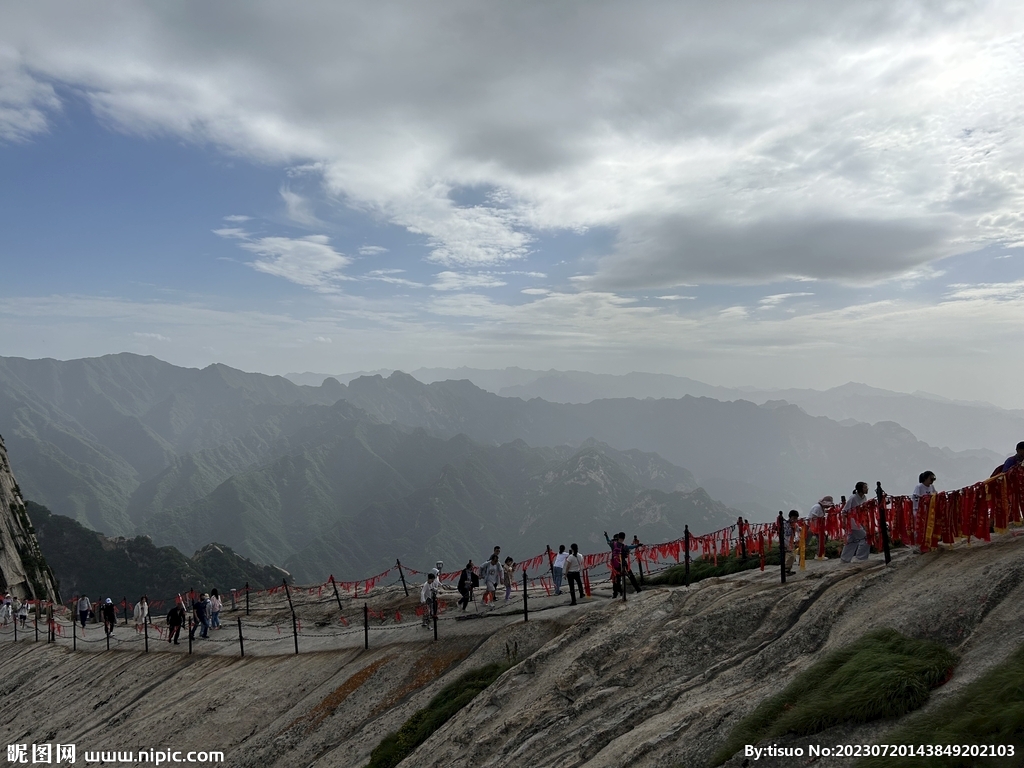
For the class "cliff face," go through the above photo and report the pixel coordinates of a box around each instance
[1,536,1022,767]
[0,434,59,602]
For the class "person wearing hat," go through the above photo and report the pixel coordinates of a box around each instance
[840,482,871,562]
[808,496,835,560]
[101,598,118,635]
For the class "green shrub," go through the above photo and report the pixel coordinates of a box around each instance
[710,629,957,766]
[860,641,1024,768]
[368,662,510,768]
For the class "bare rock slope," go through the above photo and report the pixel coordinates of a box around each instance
[0,434,58,601]
[2,536,1023,767]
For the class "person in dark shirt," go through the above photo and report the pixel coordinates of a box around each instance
[166,601,186,645]
[101,598,117,635]
[456,560,477,611]
[992,441,1024,476]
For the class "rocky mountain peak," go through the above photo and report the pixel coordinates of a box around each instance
[0,435,59,602]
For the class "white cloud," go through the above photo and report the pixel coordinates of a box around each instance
[280,187,321,227]
[133,331,170,342]
[431,271,507,291]
[212,227,248,239]
[363,269,425,288]
[759,292,814,307]
[944,280,1024,302]
[222,233,352,292]
[0,47,61,142]
[223,214,251,222]
[313,335,332,343]
[521,288,550,295]
[9,4,1018,283]
[358,245,388,256]
[656,295,696,301]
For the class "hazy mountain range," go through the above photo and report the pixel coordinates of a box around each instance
[288,367,1024,454]
[1,354,1002,581]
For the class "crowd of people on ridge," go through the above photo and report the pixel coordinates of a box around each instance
[70,589,224,645]
[787,440,1024,576]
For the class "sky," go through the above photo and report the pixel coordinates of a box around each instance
[1,1,1023,407]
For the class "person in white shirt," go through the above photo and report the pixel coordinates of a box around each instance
[912,471,937,514]
[133,596,149,631]
[420,573,439,627]
[840,482,871,562]
[563,544,584,605]
[552,545,568,595]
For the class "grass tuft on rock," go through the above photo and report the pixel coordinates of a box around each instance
[710,629,957,766]
[368,662,510,768]
[860,641,1024,768]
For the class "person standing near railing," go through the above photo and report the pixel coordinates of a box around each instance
[912,471,938,545]
[840,483,871,563]
[166,599,185,645]
[209,589,222,630]
[808,496,835,560]
[420,572,439,627]
[101,598,117,635]
[502,557,515,602]
[132,596,148,632]
[552,545,568,595]
[991,442,1024,476]
[564,544,584,605]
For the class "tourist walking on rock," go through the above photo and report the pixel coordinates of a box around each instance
[209,589,222,629]
[15,598,28,628]
[503,557,515,602]
[167,600,185,645]
[77,595,90,629]
[480,554,502,605]
[190,593,211,640]
[457,560,476,611]
[552,545,568,595]
[133,596,149,632]
[0,594,12,626]
[808,496,835,560]
[784,511,801,575]
[605,532,642,596]
[420,572,439,626]
[101,598,117,635]
[564,544,584,605]
[840,483,871,562]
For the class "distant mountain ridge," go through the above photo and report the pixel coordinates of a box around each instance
[286,367,1023,454]
[0,353,1002,581]
[1,354,733,581]
[332,371,999,517]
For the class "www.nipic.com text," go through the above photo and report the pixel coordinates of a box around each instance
[6,744,225,764]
